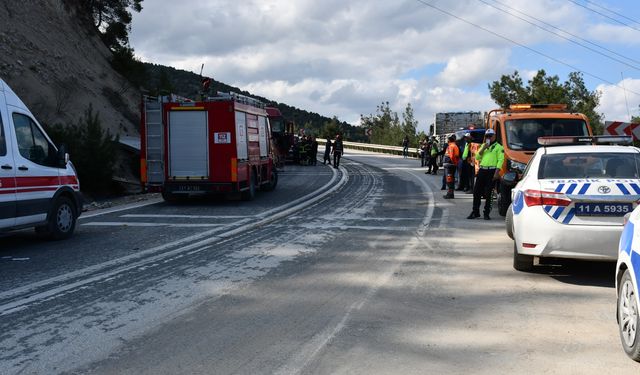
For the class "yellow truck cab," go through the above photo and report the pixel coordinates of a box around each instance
[486,104,593,216]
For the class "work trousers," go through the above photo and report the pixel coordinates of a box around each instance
[445,165,457,196]
[323,151,331,164]
[429,155,439,174]
[459,162,474,191]
[472,168,496,215]
[333,151,342,167]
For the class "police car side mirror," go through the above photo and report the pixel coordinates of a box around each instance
[503,171,517,186]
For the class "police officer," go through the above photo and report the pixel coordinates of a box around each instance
[467,128,504,220]
[427,136,439,175]
[459,132,474,192]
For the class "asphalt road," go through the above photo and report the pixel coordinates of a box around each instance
[1,151,637,374]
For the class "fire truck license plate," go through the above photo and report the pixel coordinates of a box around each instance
[177,185,201,191]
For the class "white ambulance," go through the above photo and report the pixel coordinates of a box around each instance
[0,78,82,239]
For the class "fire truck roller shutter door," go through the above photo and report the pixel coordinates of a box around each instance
[168,110,209,179]
[258,116,268,158]
[235,111,248,160]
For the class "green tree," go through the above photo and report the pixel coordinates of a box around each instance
[401,103,419,146]
[488,70,603,133]
[75,0,146,87]
[157,68,174,95]
[44,105,118,195]
[110,45,146,88]
[86,0,143,50]
[360,101,417,146]
[322,117,341,139]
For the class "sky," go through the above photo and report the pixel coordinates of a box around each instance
[130,0,640,133]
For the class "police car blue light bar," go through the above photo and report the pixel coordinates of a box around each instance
[538,135,633,146]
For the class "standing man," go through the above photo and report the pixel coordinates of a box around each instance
[402,136,409,158]
[323,136,332,165]
[427,136,439,175]
[467,128,504,220]
[310,136,319,166]
[458,132,473,192]
[333,134,344,168]
[442,134,460,199]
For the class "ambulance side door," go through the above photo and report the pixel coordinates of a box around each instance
[0,97,16,229]
[11,110,60,226]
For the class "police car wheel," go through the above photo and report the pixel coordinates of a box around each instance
[505,206,514,240]
[618,269,640,361]
[513,243,533,272]
[38,196,77,240]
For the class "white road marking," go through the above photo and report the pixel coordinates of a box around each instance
[121,214,250,219]
[0,166,347,316]
[276,224,412,231]
[80,198,164,219]
[274,164,436,375]
[83,222,227,228]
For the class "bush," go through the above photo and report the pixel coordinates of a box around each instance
[44,104,118,195]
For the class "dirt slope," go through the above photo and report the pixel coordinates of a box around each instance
[0,0,139,135]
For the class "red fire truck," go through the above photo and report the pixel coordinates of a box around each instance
[140,92,278,201]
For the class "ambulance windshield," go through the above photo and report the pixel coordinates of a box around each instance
[539,152,640,179]
[506,119,589,151]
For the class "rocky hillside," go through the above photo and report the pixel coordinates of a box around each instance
[0,0,139,136]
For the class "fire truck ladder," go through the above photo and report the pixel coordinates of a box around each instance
[144,98,164,187]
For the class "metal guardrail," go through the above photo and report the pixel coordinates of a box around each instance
[316,139,421,158]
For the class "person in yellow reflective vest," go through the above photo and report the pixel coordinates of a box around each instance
[426,136,439,175]
[458,132,474,192]
[467,128,504,220]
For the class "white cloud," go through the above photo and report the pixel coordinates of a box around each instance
[130,0,640,134]
[586,24,640,46]
[437,48,510,86]
[597,79,640,123]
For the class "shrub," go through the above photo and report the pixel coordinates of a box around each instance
[44,104,118,195]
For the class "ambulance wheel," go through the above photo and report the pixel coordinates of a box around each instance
[513,243,533,272]
[261,169,278,192]
[618,269,640,361]
[498,184,510,217]
[505,205,514,240]
[242,172,256,201]
[36,196,77,240]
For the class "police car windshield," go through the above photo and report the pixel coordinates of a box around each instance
[539,153,640,179]
[506,119,589,151]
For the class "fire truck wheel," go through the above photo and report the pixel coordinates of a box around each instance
[242,172,257,201]
[36,196,77,240]
[260,169,278,192]
[161,189,185,203]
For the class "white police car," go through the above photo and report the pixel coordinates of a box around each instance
[507,136,640,271]
[617,208,640,361]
